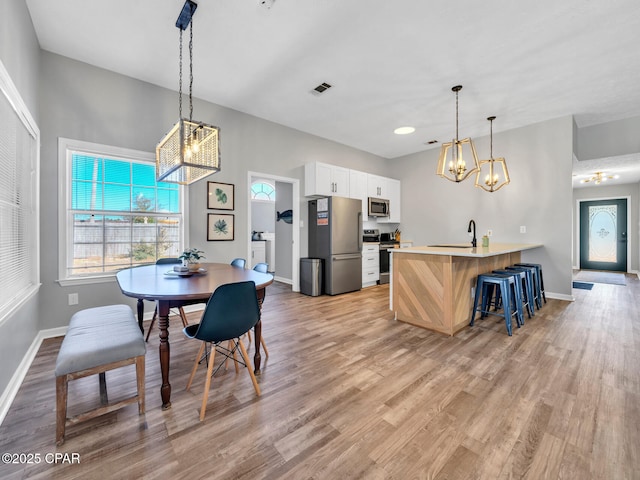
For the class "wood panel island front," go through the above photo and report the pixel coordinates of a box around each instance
[390,243,542,336]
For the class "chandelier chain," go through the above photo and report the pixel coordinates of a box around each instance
[189,16,194,121]
[178,29,183,120]
[490,117,493,158]
[455,89,459,140]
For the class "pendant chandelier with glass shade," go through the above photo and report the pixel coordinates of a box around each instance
[475,116,510,192]
[436,85,479,183]
[156,0,221,185]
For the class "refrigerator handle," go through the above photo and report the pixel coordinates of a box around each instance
[358,211,363,251]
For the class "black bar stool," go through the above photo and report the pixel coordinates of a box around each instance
[515,263,546,306]
[494,269,532,320]
[470,273,523,336]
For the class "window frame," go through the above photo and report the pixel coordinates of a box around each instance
[57,138,188,286]
[251,180,276,203]
[0,60,40,325]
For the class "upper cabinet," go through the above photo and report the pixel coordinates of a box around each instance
[348,169,368,213]
[305,162,401,223]
[367,174,389,199]
[305,162,350,197]
[376,177,401,223]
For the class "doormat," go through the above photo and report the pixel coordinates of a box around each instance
[573,281,594,290]
[574,270,626,285]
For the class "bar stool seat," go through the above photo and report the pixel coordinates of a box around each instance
[515,263,546,305]
[470,273,523,336]
[494,269,531,321]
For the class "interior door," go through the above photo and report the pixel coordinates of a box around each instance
[579,198,627,272]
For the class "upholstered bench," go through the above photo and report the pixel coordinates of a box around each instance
[55,304,146,445]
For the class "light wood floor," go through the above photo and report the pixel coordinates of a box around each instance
[1,276,639,479]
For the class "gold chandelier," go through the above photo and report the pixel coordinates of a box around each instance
[580,172,619,185]
[475,116,510,192]
[436,85,479,183]
[156,0,220,185]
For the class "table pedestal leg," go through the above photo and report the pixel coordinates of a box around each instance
[136,298,144,333]
[158,301,171,409]
[253,288,266,374]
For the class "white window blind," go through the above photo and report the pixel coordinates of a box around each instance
[0,60,40,323]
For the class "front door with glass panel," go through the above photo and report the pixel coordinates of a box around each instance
[579,199,627,272]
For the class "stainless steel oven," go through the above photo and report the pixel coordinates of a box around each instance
[379,235,399,284]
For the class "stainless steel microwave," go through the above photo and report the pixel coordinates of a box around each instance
[368,197,390,217]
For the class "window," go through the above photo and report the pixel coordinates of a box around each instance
[0,60,40,323]
[251,181,276,201]
[58,138,185,285]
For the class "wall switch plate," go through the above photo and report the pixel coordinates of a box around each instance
[68,293,78,305]
[487,229,493,237]
[520,226,526,234]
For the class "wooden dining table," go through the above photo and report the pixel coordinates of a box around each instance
[116,262,274,409]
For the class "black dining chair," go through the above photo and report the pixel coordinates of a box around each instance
[230,258,246,269]
[184,281,261,421]
[145,258,191,342]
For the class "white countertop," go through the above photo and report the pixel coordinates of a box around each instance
[390,242,542,258]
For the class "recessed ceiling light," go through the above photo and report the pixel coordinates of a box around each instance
[394,126,415,135]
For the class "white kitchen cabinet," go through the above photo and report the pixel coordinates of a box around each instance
[305,162,350,197]
[377,178,401,223]
[362,243,380,287]
[367,174,388,199]
[251,241,266,268]
[348,169,368,216]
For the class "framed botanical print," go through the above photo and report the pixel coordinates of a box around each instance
[207,213,234,241]
[207,181,234,210]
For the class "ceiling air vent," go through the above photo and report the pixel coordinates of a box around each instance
[311,82,332,96]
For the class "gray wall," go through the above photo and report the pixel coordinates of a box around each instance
[389,116,575,297]
[0,0,41,403]
[275,181,293,279]
[577,115,640,160]
[572,182,640,271]
[251,202,276,233]
[36,51,389,334]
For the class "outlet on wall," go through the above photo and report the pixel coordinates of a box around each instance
[487,229,493,237]
[520,226,527,234]
[68,293,78,305]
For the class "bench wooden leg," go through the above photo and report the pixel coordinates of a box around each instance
[55,357,146,445]
[136,355,145,414]
[99,372,108,405]
[56,375,68,446]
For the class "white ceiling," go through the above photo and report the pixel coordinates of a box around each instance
[25,0,640,186]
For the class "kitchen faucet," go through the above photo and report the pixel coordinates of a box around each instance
[468,219,477,247]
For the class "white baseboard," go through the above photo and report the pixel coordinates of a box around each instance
[546,292,575,302]
[274,275,292,285]
[0,326,67,426]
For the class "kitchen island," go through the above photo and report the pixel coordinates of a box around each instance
[390,243,542,336]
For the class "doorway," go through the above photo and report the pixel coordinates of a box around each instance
[247,171,300,292]
[579,198,628,272]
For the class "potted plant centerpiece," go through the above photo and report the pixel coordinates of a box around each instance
[179,248,206,272]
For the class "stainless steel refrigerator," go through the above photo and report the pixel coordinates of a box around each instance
[308,196,363,295]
